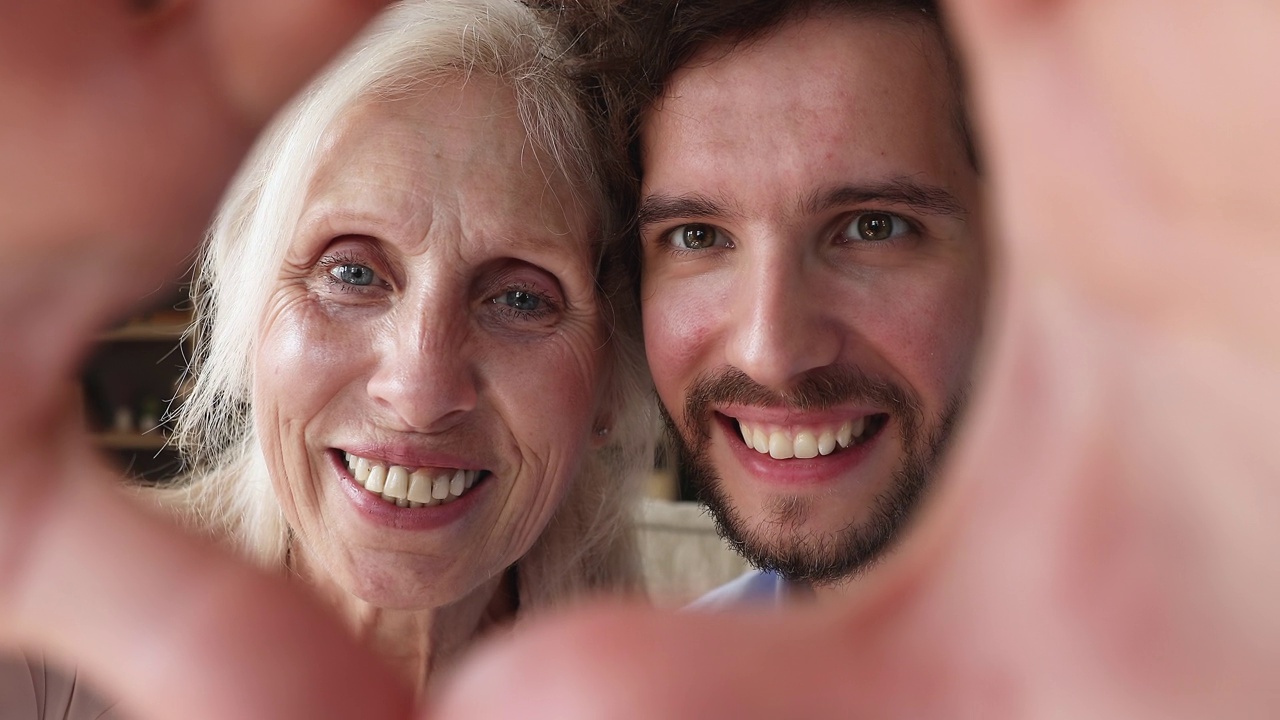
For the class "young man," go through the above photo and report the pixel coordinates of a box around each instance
[437,0,1280,716]
[630,0,984,604]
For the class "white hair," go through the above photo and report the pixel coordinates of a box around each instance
[159,0,655,610]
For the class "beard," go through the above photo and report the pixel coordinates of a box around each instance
[664,365,965,589]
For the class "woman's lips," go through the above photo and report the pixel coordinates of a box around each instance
[341,450,485,508]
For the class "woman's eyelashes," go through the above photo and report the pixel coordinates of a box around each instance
[487,283,559,323]
[330,262,378,287]
[312,245,566,324]
[318,252,388,295]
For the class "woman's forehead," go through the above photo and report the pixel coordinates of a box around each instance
[294,79,595,264]
[312,77,529,200]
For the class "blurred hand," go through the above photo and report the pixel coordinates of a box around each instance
[433,1,1280,718]
[0,0,392,397]
[0,2,416,719]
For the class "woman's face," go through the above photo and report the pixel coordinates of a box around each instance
[254,76,605,609]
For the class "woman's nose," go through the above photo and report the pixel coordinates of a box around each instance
[724,256,842,390]
[365,309,477,432]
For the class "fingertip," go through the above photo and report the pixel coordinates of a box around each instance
[200,0,392,124]
[942,0,1065,48]
[434,602,663,720]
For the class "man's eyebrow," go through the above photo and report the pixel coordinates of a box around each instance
[636,193,739,230]
[805,180,968,219]
[638,180,967,231]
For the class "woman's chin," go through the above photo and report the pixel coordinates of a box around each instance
[332,553,505,612]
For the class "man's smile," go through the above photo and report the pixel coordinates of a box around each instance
[730,413,889,459]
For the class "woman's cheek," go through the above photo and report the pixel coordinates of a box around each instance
[259,295,368,407]
[500,333,602,466]
[255,297,367,522]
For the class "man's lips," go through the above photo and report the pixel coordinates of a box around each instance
[704,411,891,488]
[717,411,889,460]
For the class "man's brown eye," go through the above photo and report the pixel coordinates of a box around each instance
[845,212,908,243]
[669,223,723,250]
[859,213,895,241]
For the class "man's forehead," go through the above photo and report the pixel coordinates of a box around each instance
[667,9,945,86]
[640,11,968,206]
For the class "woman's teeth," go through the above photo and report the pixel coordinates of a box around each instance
[345,452,480,508]
[735,416,879,460]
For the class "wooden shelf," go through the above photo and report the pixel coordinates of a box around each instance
[93,432,173,451]
[98,322,189,342]
[86,289,191,483]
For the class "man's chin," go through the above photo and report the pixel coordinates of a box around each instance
[665,389,965,587]
[685,440,935,586]
[703,488,904,586]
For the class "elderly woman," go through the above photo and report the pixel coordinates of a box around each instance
[172,0,654,679]
[1,0,653,712]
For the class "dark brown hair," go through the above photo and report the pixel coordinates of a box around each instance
[540,0,974,290]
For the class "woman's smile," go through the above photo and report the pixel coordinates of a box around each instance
[343,450,486,509]
[329,448,494,533]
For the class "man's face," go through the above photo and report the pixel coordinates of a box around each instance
[639,12,985,587]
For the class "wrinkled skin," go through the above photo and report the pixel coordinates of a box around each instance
[3,0,1279,719]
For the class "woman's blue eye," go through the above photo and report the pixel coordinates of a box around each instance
[667,223,727,250]
[331,263,376,286]
[494,289,543,313]
[842,212,911,243]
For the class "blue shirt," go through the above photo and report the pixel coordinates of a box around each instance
[688,570,789,609]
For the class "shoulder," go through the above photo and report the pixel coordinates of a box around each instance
[686,570,787,610]
[0,650,125,720]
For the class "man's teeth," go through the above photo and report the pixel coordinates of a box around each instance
[736,417,872,459]
[345,453,480,508]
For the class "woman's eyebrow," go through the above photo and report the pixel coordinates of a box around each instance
[294,212,365,247]
[804,179,968,218]
[293,198,409,246]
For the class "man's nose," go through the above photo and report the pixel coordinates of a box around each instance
[365,304,477,432]
[723,254,842,390]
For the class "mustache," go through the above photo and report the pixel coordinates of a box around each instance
[680,365,922,446]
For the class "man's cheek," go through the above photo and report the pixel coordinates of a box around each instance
[866,280,979,396]
[914,295,984,399]
[646,300,714,400]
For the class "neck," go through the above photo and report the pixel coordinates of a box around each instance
[288,549,518,698]
[810,579,853,607]
[807,568,877,607]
